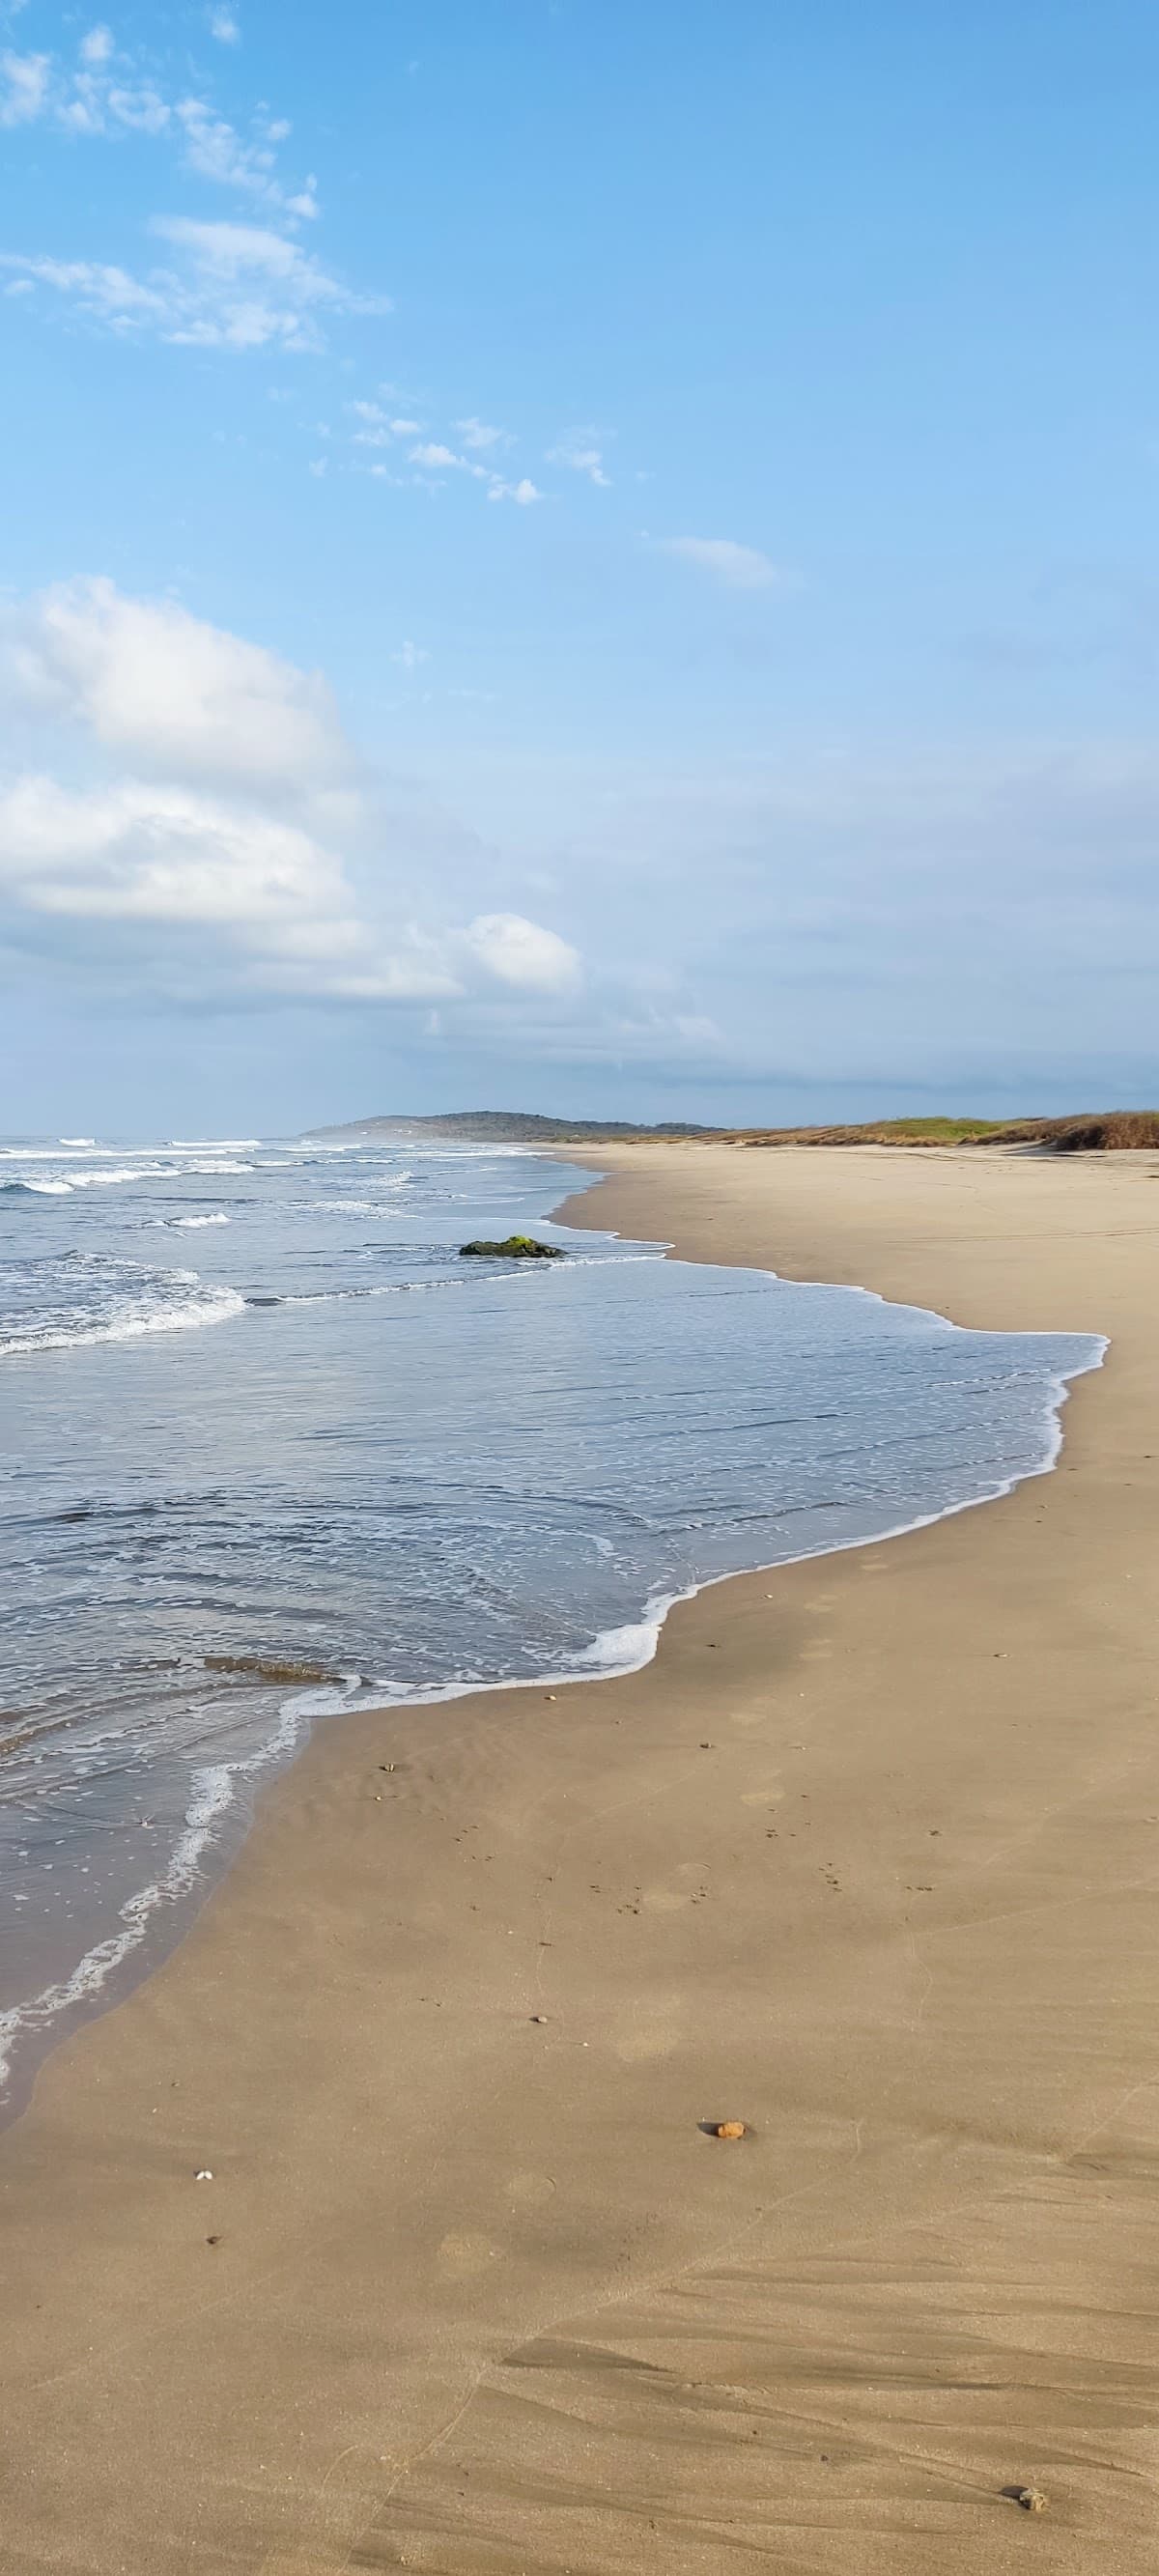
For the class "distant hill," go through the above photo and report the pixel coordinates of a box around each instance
[311,1110,721,1143]
[311,1108,1159,1153]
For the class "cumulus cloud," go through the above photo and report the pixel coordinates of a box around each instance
[653,536,789,591]
[0,580,584,1016]
[12,577,353,789]
[488,477,543,507]
[1,217,387,351]
[0,776,350,930]
[210,8,240,41]
[410,440,476,473]
[462,912,581,993]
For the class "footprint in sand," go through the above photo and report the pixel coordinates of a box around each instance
[508,2170,556,2211]
[613,2002,685,2063]
[436,2230,501,2279]
[640,1859,708,1914]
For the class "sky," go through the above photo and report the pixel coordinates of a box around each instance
[1,0,1157,1132]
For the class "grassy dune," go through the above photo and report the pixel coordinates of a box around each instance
[731,1112,1159,1151]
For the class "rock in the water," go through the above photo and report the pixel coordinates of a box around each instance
[459,1236,565,1260]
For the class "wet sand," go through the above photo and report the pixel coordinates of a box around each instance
[2,1143,1158,2574]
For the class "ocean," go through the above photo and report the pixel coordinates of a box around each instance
[0,1134,1104,2108]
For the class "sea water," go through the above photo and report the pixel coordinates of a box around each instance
[0,1134,1104,2104]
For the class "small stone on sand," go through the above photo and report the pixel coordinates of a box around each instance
[713,2121,747,2139]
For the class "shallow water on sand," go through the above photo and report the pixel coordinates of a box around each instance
[0,1133,1103,2101]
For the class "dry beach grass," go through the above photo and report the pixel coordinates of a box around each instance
[1,1142,1158,2573]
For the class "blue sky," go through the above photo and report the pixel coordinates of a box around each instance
[1,0,1157,1130]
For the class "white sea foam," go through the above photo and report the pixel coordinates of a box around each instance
[2,1160,253,1193]
[0,1280,246,1357]
[164,1212,230,1229]
[0,1675,362,2094]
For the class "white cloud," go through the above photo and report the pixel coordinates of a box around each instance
[393,640,430,669]
[0,31,319,216]
[12,576,352,789]
[0,47,49,124]
[350,402,423,446]
[653,536,789,591]
[0,775,350,930]
[456,417,509,451]
[0,580,585,1017]
[462,912,580,993]
[488,477,543,507]
[0,254,174,326]
[60,66,170,135]
[308,457,327,478]
[0,217,387,351]
[549,432,610,487]
[410,440,461,471]
[409,440,495,486]
[176,98,318,216]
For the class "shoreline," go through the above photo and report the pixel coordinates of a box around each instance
[0,1158,1102,2123]
[2,1144,1158,2571]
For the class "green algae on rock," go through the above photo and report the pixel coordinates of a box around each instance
[458,1235,566,1259]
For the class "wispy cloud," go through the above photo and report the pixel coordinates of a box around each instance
[456,416,510,451]
[409,441,542,504]
[549,430,610,486]
[209,8,240,42]
[0,27,316,213]
[652,536,790,591]
[1,216,387,352]
[349,399,422,444]
[343,403,542,505]
[410,439,490,479]
[176,97,319,218]
[0,47,50,125]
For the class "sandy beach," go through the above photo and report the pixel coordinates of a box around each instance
[2,1142,1158,2576]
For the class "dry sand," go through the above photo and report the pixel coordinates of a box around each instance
[2,1143,1158,2575]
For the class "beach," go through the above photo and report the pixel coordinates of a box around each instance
[3,1141,1158,2573]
